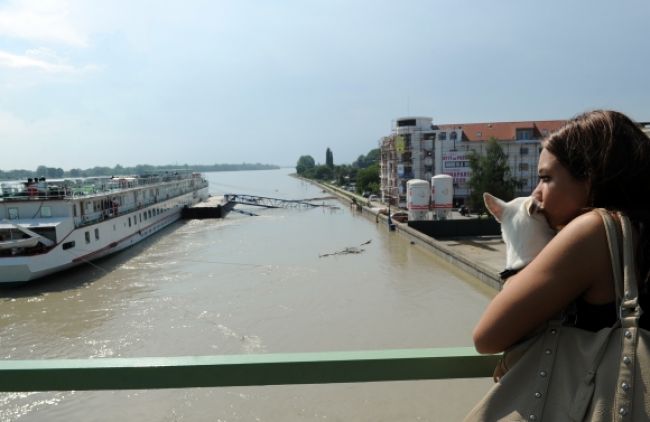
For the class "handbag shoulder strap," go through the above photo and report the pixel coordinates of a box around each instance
[596,209,624,305]
[619,212,641,323]
[595,209,641,326]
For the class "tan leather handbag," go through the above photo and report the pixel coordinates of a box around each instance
[464,211,650,421]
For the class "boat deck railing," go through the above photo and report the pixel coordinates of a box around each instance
[0,175,208,203]
[74,199,174,227]
[0,347,499,392]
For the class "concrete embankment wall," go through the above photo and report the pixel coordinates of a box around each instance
[303,178,502,291]
[408,219,500,239]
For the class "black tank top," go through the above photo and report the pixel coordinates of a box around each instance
[572,293,650,331]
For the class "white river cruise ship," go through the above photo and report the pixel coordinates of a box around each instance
[0,170,209,283]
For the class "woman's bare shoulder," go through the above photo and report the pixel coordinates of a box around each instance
[559,210,615,303]
[472,210,611,353]
[557,209,606,240]
[532,210,610,289]
[541,210,608,263]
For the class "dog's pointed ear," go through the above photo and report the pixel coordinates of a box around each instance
[483,192,504,222]
[523,196,539,217]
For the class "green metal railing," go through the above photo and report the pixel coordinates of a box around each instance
[0,347,498,392]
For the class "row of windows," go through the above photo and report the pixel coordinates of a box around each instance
[420,130,549,143]
[77,180,191,218]
[440,161,530,172]
[437,132,458,141]
[84,228,100,244]
[516,129,537,140]
[420,131,460,141]
[444,161,470,169]
[127,207,166,227]
[4,201,171,234]
[80,206,169,245]
[473,128,548,140]
[4,206,52,220]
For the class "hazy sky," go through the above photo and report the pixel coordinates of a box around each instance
[1,0,648,171]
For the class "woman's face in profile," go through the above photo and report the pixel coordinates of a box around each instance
[532,148,590,229]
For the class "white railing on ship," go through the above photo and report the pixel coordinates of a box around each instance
[2,175,207,202]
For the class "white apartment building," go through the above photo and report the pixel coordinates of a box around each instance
[379,117,566,207]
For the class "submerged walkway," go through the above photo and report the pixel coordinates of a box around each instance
[224,193,337,209]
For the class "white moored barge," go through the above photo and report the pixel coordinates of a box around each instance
[0,170,209,284]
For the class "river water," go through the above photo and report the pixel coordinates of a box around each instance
[0,169,494,421]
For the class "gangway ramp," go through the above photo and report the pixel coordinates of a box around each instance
[224,194,338,209]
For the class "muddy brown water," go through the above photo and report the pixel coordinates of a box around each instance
[0,169,494,421]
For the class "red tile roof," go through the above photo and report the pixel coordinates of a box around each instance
[436,120,566,142]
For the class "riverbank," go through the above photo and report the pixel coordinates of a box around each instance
[305,178,505,291]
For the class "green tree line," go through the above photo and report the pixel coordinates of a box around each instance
[0,163,280,180]
[296,148,380,196]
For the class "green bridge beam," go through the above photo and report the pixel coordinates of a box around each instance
[0,347,499,392]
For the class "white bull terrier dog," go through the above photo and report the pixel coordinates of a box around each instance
[483,193,556,283]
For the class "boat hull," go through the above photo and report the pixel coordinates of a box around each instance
[0,186,209,284]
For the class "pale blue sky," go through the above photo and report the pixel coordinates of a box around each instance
[1,0,648,170]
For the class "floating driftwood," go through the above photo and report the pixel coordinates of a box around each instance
[319,240,371,258]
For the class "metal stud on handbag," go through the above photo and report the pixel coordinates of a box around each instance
[464,210,650,421]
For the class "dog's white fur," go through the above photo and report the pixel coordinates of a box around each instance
[483,193,556,271]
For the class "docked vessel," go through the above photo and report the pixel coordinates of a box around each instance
[0,170,209,283]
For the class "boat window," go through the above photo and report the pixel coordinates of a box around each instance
[29,227,56,243]
[94,228,99,240]
[62,241,75,250]
[8,207,18,219]
[85,231,91,244]
[128,217,132,227]
[143,212,147,221]
[148,210,152,218]
[41,206,52,218]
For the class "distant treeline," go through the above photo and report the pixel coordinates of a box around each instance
[0,163,280,180]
